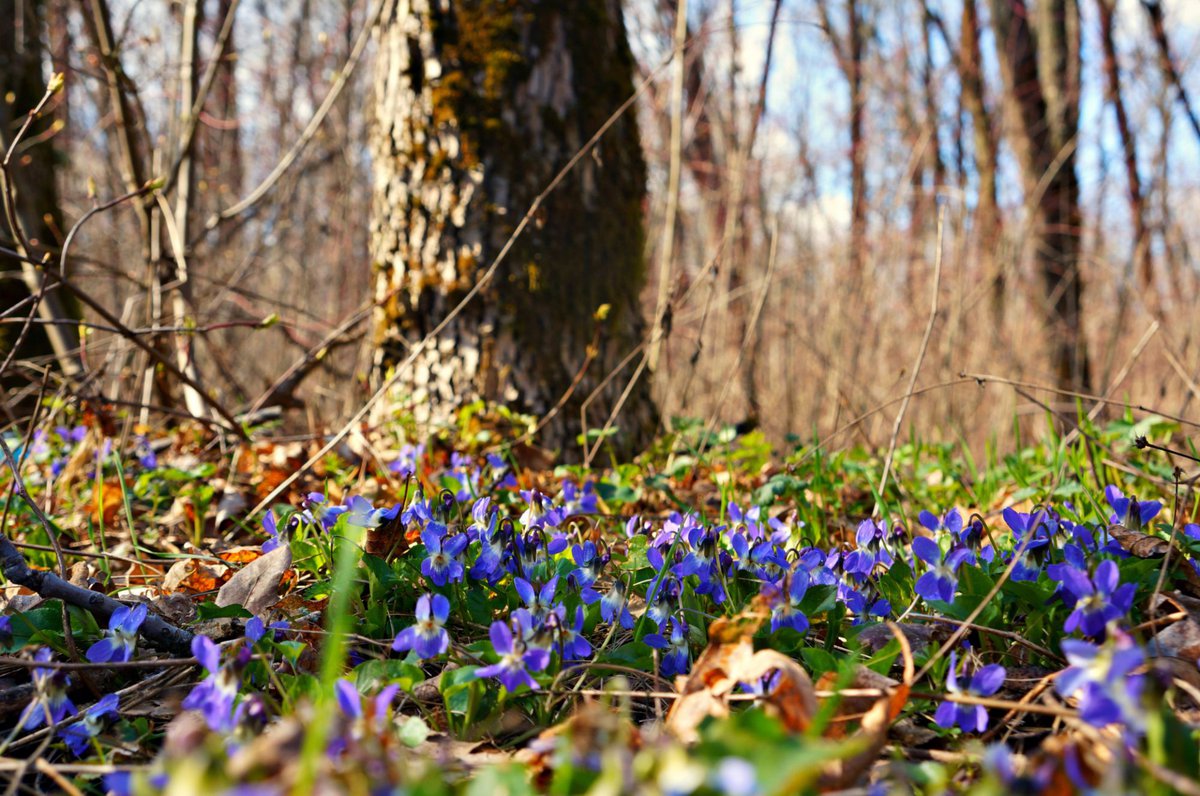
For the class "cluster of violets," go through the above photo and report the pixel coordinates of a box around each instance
[18,425,158,478]
[9,447,1189,770]
[244,474,1167,740]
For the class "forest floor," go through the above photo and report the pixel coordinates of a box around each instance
[0,404,1198,795]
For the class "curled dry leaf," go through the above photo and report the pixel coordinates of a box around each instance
[1108,522,1171,557]
[1107,524,1200,597]
[215,543,293,616]
[814,665,900,739]
[665,597,817,743]
[1148,593,1200,663]
[162,557,229,594]
[816,622,912,788]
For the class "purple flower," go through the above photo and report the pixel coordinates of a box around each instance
[476,620,550,692]
[912,538,973,604]
[388,442,425,479]
[1002,508,1052,582]
[59,693,119,756]
[1055,634,1145,732]
[86,604,148,663]
[558,605,593,661]
[766,570,810,634]
[848,519,894,574]
[519,490,564,531]
[392,593,451,659]
[340,495,384,530]
[334,679,400,737]
[645,618,690,677]
[469,514,508,582]
[134,436,157,469]
[181,636,244,732]
[934,652,1005,732]
[302,493,349,531]
[918,509,963,536]
[1104,485,1161,531]
[421,528,468,586]
[515,576,559,622]
[261,510,282,553]
[485,453,517,489]
[570,541,607,589]
[715,757,758,796]
[1049,555,1135,638]
[19,649,77,730]
[841,585,890,624]
[561,480,597,515]
[245,617,289,645]
[582,578,634,629]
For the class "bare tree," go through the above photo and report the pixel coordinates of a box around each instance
[819,0,869,284]
[1097,0,1151,292]
[988,0,1090,390]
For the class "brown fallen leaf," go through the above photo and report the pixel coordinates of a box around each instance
[1107,524,1200,597]
[216,544,293,616]
[1148,593,1200,663]
[665,596,817,743]
[817,623,913,789]
[162,557,229,594]
[1108,523,1171,557]
[815,665,900,738]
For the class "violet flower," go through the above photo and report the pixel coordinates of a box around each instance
[392,593,451,659]
[476,620,550,692]
[59,694,119,757]
[19,648,76,730]
[934,652,1005,732]
[912,537,973,604]
[1055,634,1145,732]
[420,527,468,586]
[582,578,634,629]
[1049,555,1135,638]
[645,618,690,677]
[181,636,245,732]
[766,570,810,634]
[86,604,148,663]
[1104,485,1161,531]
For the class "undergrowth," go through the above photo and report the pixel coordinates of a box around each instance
[0,404,1198,795]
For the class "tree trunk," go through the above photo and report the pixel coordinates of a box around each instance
[370,0,656,457]
[0,0,81,384]
[956,0,1002,319]
[1097,0,1151,293]
[988,0,1090,391]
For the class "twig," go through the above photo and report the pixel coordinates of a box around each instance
[0,437,193,656]
[206,0,388,230]
[874,207,945,516]
[907,612,1063,662]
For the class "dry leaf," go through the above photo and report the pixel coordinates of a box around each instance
[216,544,293,616]
[215,490,248,528]
[88,480,126,526]
[1107,522,1170,557]
[162,558,229,594]
[665,598,817,743]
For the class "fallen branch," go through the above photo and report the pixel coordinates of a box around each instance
[0,436,194,656]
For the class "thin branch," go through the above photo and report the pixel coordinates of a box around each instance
[0,436,194,656]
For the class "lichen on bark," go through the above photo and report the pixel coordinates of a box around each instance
[370,0,656,456]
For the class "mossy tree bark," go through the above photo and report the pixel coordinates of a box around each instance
[369,0,657,456]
